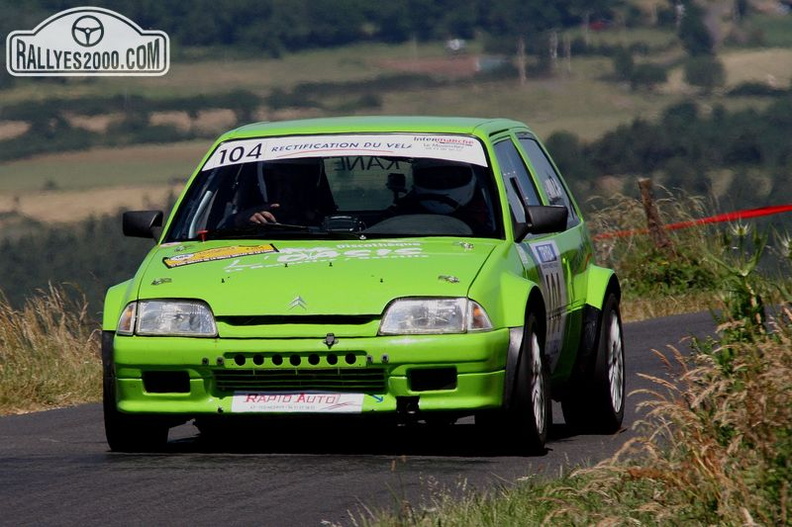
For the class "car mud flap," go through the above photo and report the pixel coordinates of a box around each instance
[560,304,601,397]
[101,330,115,380]
[578,304,601,370]
[502,326,523,410]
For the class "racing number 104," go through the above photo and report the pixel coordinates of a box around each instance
[216,143,263,164]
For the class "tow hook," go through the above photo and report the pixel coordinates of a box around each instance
[396,396,420,424]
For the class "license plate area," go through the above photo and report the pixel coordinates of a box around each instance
[231,392,364,413]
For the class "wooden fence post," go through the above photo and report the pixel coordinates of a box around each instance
[638,178,673,250]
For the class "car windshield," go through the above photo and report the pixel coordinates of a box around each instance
[165,135,503,242]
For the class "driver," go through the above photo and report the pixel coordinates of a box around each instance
[230,159,335,227]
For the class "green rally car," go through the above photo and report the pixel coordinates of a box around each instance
[103,116,624,454]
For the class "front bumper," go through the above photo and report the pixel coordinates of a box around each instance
[110,328,512,416]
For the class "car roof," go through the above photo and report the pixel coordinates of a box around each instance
[221,116,532,141]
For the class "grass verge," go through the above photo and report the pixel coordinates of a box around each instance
[345,309,791,526]
[0,285,101,414]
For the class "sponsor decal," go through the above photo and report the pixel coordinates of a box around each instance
[543,178,565,203]
[202,134,487,171]
[163,244,277,268]
[533,242,558,264]
[6,6,169,76]
[527,240,568,370]
[231,392,365,413]
[224,244,426,272]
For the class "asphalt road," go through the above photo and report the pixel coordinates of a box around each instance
[0,311,716,527]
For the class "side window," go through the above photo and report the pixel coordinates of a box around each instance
[493,139,541,224]
[517,136,580,227]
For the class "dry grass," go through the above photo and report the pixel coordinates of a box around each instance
[576,311,792,526]
[354,310,792,527]
[0,140,207,193]
[0,120,30,140]
[588,189,725,303]
[720,48,792,88]
[0,286,101,414]
[621,291,715,322]
[0,140,201,225]
[0,184,180,224]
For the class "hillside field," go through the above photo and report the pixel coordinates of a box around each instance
[1,17,790,226]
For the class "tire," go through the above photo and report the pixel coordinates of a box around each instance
[103,371,169,453]
[477,312,550,455]
[510,312,551,453]
[562,293,625,433]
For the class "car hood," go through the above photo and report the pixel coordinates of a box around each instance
[136,239,499,316]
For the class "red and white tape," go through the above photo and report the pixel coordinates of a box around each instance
[593,204,792,241]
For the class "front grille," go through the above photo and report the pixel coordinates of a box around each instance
[216,315,378,326]
[214,368,386,393]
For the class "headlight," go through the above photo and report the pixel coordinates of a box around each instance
[379,298,493,335]
[116,300,217,337]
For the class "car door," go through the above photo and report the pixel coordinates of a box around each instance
[491,136,569,372]
[514,133,593,378]
[515,133,590,311]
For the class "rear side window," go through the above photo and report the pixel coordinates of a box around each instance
[517,136,579,227]
[493,139,540,225]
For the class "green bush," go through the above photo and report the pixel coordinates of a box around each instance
[611,46,634,81]
[684,56,726,94]
[629,63,667,91]
[0,212,156,314]
[728,82,788,97]
[588,190,723,298]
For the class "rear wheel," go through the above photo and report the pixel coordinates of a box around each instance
[562,293,625,433]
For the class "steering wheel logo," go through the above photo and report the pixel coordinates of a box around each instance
[71,15,104,47]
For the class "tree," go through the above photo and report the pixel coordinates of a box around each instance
[678,3,713,56]
[684,56,725,94]
[545,131,598,182]
[733,0,749,23]
[612,46,634,81]
[630,63,667,91]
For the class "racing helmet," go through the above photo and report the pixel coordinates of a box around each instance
[412,162,476,214]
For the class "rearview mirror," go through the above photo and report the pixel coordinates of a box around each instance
[123,210,163,240]
[526,205,568,234]
[513,205,568,242]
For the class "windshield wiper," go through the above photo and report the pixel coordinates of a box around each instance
[186,223,374,242]
[189,223,310,241]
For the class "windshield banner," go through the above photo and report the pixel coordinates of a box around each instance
[202,134,487,171]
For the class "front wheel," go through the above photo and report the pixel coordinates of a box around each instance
[562,293,625,433]
[510,313,551,453]
[103,374,169,452]
[477,313,550,455]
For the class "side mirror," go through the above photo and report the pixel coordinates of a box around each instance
[513,205,568,242]
[123,210,163,240]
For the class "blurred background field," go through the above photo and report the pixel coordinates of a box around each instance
[0,0,790,310]
[1,5,790,523]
